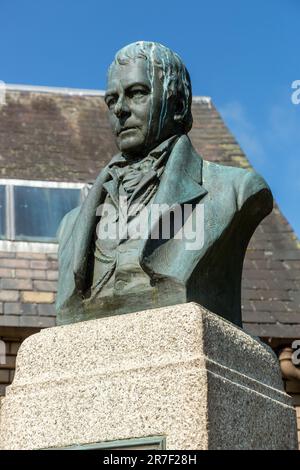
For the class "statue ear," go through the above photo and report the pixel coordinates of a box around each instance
[173,94,185,123]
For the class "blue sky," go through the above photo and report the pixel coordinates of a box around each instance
[1,0,299,237]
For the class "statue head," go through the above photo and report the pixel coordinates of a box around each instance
[105,41,193,159]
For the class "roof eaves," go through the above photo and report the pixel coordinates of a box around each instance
[5,83,106,96]
[4,84,212,105]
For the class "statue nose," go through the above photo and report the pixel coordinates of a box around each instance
[114,97,129,118]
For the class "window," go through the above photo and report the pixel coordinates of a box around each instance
[0,180,88,243]
[0,185,6,238]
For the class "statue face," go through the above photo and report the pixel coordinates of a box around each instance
[105,59,175,159]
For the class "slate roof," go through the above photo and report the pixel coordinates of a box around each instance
[0,85,299,339]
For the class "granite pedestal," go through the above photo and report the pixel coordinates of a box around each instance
[0,303,297,449]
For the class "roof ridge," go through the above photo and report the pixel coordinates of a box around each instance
[4,83,212,104]
[5,84,106,96]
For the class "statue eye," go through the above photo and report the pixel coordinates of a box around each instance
[128,88,148,99]
[105,96,117,109]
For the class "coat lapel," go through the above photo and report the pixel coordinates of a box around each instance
[153,134,207,206]
[72,166,111,291]
[141,135,208,253]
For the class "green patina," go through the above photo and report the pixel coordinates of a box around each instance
[56,41,273,327]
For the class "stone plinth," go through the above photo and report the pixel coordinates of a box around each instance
[0,303,297,449]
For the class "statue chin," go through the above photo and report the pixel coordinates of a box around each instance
[117,131,144,153]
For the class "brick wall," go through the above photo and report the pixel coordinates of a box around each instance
[0,337,21,396]
[285,379,300,449]
[0,251,57,328]
[0,248,57,397]
[297,406,300,448]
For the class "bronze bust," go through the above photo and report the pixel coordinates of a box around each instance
[56,41,273,326]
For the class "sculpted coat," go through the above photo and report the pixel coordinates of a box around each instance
[56,134,272,326]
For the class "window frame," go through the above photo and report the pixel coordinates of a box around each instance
[0,179,90,247]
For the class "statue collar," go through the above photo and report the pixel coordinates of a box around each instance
[153,134,207,207]
[108,134,179,169]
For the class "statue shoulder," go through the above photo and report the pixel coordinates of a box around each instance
[234,167,273,213]
[202,160,273,215]
[56,205,81,243]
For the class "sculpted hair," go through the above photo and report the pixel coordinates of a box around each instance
[109,41,193,134]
